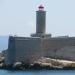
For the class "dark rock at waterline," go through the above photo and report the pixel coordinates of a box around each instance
[0,63,75,70]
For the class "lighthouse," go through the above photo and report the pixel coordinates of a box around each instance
[31,5,51,38]
[36,5,46,35]
[31,5,46,37]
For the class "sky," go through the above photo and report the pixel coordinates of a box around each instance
[0,0,75,37]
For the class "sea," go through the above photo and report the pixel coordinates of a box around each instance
[0,70,75,75]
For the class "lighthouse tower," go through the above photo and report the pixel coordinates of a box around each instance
[36,5,46,35]
[31,5,51,38]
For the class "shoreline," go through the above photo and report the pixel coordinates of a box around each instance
[0,63,75,70]
[0,55,75,70]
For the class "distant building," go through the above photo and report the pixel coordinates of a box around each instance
[5,5,75,65]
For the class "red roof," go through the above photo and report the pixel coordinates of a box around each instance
[38,5,44,9]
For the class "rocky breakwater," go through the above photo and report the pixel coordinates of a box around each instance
[34,57,75,70]
[1,58,75,70]
[0,54,75,70]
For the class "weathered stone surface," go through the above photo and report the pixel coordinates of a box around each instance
[6,36,75,65]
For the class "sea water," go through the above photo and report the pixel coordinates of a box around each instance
[0,70,75,75]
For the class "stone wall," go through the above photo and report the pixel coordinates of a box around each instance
[7,37,42,64]
[6,36,16,64]
[6,36,75,65]
[43,37,75,61]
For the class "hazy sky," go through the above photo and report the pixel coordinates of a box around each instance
[0,0,75,37]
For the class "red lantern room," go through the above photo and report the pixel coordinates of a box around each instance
[38,5,44,11]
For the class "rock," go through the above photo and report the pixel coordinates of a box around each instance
[12,62,22,69]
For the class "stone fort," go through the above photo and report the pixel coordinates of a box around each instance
[6,5,75,64]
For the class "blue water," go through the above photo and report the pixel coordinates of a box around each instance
[0,70,75,75]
